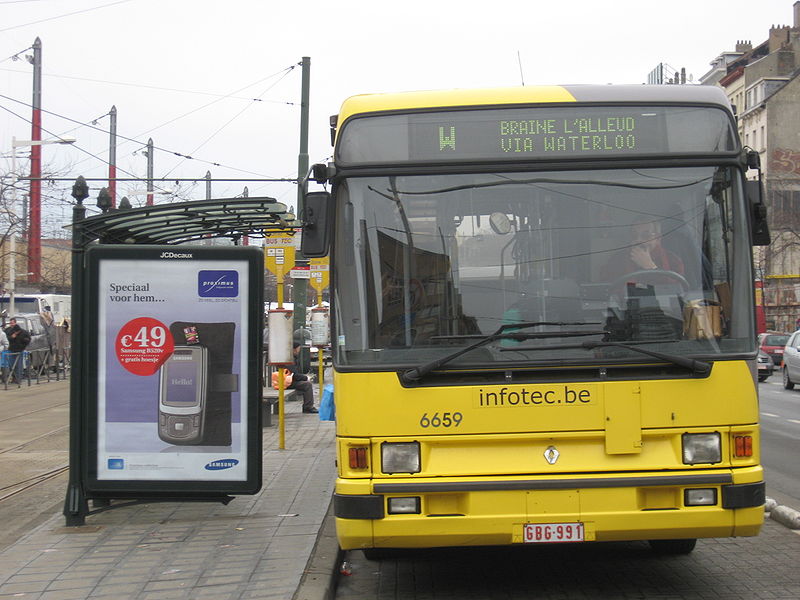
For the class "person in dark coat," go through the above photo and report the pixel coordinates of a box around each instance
[4,318,31,382]
[287,341,317,413]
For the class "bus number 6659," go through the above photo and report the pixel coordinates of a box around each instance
[419,412,463,428]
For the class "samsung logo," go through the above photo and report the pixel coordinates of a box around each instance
[205,459,239,471]
[160,251,193,259]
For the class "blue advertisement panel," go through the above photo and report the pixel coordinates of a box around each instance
[86,246,262,494]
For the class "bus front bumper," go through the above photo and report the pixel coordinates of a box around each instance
[333,468,765,550]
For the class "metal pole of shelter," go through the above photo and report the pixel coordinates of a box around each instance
[63,176,89,526]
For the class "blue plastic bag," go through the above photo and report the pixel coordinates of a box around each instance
[319,384,335,421]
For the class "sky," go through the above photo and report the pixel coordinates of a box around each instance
[0,0,797,237]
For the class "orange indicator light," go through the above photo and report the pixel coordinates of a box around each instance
[733,435,753,457]
[349,447,368,469]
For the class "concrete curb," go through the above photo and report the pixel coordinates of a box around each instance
[294,497,344,600]
[765,496,800,530]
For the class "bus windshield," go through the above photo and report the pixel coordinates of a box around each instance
[333,166,754,369]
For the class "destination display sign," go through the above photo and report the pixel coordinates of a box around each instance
[336,105,736,165]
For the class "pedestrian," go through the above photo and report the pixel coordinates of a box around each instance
[40,305,54,327]
[287,340,317,414]
[0,326,8,382]
[4,318,30,382]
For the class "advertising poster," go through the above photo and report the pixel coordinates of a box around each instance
[87,246,261,492]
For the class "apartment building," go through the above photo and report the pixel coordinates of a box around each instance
[702,2,800,331]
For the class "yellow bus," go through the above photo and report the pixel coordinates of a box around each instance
[301,85,769,557]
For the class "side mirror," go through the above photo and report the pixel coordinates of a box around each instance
[746,150,761,170]
[310,163,329,184]
[301,191,332,258]
[746,180,771,246]
[489,212,512,235]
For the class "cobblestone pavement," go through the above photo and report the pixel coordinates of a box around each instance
[335,520,800,599]
[0,381,338,600]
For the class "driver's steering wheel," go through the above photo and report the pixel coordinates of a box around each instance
[610,269,690,293]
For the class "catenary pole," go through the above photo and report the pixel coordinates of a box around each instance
[9,139,18,315]
[146,138,154,206]
[108,106,117,208]
[293,57,310,343]
[28,37,42,285]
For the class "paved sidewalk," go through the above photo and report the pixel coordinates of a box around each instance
[0,381,337,600]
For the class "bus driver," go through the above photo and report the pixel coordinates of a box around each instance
[603,217,685,282]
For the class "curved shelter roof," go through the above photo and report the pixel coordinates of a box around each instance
[73,196,300,246]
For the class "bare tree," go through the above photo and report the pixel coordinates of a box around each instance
[0,158,75,295]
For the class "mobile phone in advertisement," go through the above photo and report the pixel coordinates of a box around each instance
[158,346,208,444]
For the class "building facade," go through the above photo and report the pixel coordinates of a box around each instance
[703,2,800,332]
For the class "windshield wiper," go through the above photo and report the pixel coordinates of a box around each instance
[400,322,605,383]
[500,339,711,375]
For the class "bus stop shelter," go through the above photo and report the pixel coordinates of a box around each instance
[64,178,300,525]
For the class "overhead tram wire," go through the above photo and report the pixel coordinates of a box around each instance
[123,64,297,174]
[0,91,281,179]
[0,66,299,105]
[160,66,296,179]
[0,102,175,196]
[0,0,135,33]
[0,45,33,65]
[0,65,296,178]
[1,101,295,186]
[66,63,298,170]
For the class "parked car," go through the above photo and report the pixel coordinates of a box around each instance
[781,330,800,389]
[758,332,791,367]
[757,350,774,382]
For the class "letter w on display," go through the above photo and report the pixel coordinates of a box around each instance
[439,126,456,151]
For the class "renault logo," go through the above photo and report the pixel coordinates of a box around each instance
[544,446,560,465]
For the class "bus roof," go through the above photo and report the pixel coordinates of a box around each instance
[337,85,732,126]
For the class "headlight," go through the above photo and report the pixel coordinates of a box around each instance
[682,432,721,464]
[684,488,717,506]
[388,497,421,514]
[381,442,420,474]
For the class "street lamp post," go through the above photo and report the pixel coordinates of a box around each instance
[8,136,75,313]
[64,175,89,526]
